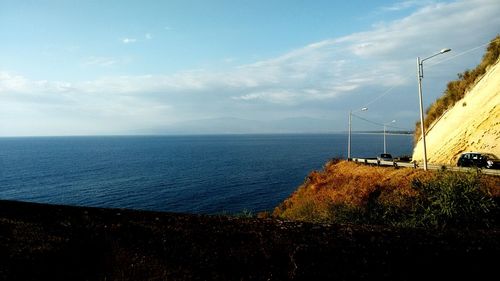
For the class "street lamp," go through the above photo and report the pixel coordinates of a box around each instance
[383,120,396,154]
[348,107,368,159]
[417,48,451,170]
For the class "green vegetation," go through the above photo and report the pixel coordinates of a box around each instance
[215,209,255,218]
[414,35,500,143]
[233,209,254,218]
[359,170,497,228]
[407,170,496,228]
[274,161,499,229]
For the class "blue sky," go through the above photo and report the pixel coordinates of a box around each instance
[1,0,499,136]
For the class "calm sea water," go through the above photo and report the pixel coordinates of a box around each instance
[0,134,413,214]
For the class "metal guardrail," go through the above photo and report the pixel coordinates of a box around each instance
[350,158,500,176]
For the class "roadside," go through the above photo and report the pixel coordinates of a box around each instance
[274,160,499,226]
[350,157,500,176]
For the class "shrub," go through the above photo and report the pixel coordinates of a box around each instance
[333,170,498,229]
[214,209,255,218]
[408,170,496,228]
[234,209,254,218]
[274,161,499,229]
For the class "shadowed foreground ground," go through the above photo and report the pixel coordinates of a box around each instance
[0,200,498,280]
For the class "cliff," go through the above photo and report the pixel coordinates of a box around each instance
[412,39,500,165]
[273,161,499,226]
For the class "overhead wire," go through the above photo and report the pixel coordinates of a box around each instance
[348,39,498,134]
[427,38,500,68]
[351,113,411,131]
[358,39,497,109]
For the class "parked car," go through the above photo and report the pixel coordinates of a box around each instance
[482,153,500,169]
[377,153,393,161]
[395,155,412,162]
[457,152,500,169]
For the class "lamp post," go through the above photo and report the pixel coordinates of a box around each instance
[383,120,396,154]
[348,107,368,159]
[417,48,451,170]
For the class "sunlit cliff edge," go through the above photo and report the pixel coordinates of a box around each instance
[412,39,500,165]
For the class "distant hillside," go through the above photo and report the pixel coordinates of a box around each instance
[142,117,339,135]
[412,36,500,165]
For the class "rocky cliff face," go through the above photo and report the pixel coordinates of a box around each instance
[412,59,500,165]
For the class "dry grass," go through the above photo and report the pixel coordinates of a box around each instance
[273,161,433,222]
[273,160,500,226]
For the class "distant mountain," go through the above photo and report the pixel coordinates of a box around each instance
[144,117,340,135]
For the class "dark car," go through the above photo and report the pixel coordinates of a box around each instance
[377,153,393,161]
[482,153,500,169]
[457,152,500,169]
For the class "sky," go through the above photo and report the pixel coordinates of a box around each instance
[0,0,499,136]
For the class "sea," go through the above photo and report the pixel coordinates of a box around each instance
[0,134,413,214]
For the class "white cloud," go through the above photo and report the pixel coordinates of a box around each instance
[232,90,298,104]
[82,56,118,67]
[223,57,236,63]
[0,72,30,93]
[122,38,137,44]
[18,1,497,98]
[5,0,499,102]
[0,71,74,95]
[381,0,435,11]
[341,0,500,59]
[2,0,499,135]
[145,33,153,40]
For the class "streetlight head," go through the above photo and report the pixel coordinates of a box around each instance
[391,119,396,123]
[361,107,368,111]
[440,48,451,53]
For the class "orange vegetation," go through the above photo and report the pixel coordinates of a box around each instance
[273,160,499,223]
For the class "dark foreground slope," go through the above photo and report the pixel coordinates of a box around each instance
[0,200,498,281]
